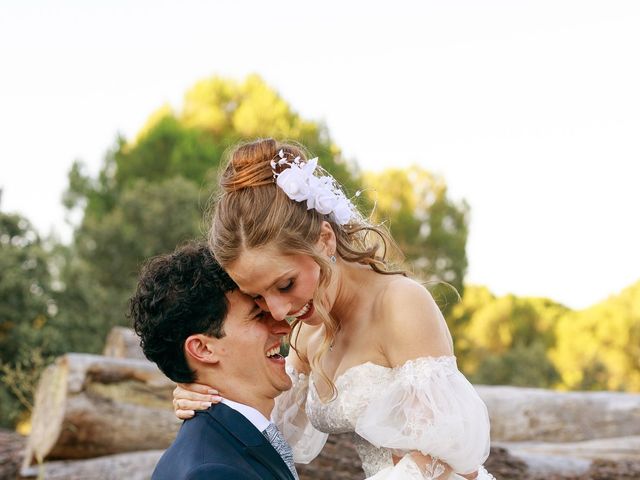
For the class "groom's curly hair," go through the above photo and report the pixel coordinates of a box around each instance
[129,242,237,383]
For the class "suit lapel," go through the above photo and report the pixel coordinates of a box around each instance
[207,403,295,480]
[245,444,295,480]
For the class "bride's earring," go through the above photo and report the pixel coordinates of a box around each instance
[330,254,337,264]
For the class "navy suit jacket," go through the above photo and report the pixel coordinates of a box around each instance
[152,403,296,480]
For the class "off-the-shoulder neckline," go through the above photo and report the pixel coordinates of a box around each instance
[302,355,457,404]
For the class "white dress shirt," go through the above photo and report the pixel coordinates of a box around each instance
[220,398,271,432]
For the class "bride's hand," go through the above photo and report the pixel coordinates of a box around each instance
[173,383,222,419]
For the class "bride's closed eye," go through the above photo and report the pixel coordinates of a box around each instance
[278,279,295,292]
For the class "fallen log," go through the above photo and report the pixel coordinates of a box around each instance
[23,353,179,469]
[20,449,164,480]
[498,435,640,462]
[476,386,640,442]
[0,428,26,480]
[103,326,146,360]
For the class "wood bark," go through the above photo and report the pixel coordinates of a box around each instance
[0,428,26,480]
[476,385,640,442]
[498,435,640,462]
[19,450,164,480]
[102,327,146,361]
[23,353,179,469]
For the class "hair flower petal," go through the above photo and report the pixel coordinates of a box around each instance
[271,151,355,225]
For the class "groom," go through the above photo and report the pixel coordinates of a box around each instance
[129,242,297,480]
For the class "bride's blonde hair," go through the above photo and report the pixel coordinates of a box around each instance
[209,138,404,397]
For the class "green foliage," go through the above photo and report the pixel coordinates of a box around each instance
[551,281,640,391]
[0,214,57,361]
[0,212,63,427]
[363,166,469,307]
[0,348,53,426]
[75,177,205,288]
[450,286,568,388]
[60,177,206,336]
[115,113,224,189]
[471,342,560,387]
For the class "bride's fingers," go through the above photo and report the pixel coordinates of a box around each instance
[173,398,216,411]
[173,385,220,403]
[176,409,196,420]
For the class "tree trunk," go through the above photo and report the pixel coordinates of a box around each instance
[23,353,178,469]
[102,327,146,361]
[476,385,640,442]
[19,450,164,480]
[0,428,26,480]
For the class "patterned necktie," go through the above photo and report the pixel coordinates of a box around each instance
[262,423,299,479]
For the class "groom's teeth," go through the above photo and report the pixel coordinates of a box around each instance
[266,346,280,358]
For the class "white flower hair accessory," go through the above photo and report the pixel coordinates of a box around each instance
[271,149,357,225]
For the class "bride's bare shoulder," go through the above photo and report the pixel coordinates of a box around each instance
[376,275,434,311]
[374,276,454,364]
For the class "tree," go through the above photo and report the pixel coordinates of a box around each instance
[551,281,640,391]
[0,212,62,427]
[0,213,58,362]
[64,177,206,331]
[363,166,470,304]
[65,75,362,222]
[447,285,496,363]
[450,287,567,387]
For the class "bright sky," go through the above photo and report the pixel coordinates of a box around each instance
[1,0,639,310]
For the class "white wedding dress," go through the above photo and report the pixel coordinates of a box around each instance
[273,356,495,480]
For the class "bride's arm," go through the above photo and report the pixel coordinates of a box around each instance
[361,277,488,479]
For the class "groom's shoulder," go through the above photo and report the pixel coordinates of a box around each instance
[152,404,258,480]
[184,463,263,480]
[173,403,244,449]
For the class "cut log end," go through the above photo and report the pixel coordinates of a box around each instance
[23,353,178,469]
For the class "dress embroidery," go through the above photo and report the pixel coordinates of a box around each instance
[274,357,495,479]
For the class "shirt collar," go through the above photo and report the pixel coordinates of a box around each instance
[220,398,271,432]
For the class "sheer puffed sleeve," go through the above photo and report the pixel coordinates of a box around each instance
[272,360,328,464]
[355,356,491,476]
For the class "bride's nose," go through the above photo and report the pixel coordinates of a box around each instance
[265,296,292,322]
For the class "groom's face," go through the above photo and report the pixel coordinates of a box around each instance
[213,290,292,402]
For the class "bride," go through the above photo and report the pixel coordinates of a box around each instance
[173,138,494,479]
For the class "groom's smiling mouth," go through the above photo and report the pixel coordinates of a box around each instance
[265,339,285,365]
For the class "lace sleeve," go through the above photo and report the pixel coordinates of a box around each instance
[272,361,328,464]
[355,356,491,476]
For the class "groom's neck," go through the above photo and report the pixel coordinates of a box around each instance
[222,392,275,420]
[197,371,275,419]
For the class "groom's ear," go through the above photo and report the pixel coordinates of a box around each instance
[184,334,220,365]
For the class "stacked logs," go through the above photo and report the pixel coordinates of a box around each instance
[20,328,177,479]
[18,327,640,480]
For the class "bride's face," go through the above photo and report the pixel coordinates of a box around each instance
[226,244,325,326]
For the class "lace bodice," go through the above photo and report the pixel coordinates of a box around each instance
[306,363,395,476]
[273,356,494,480]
